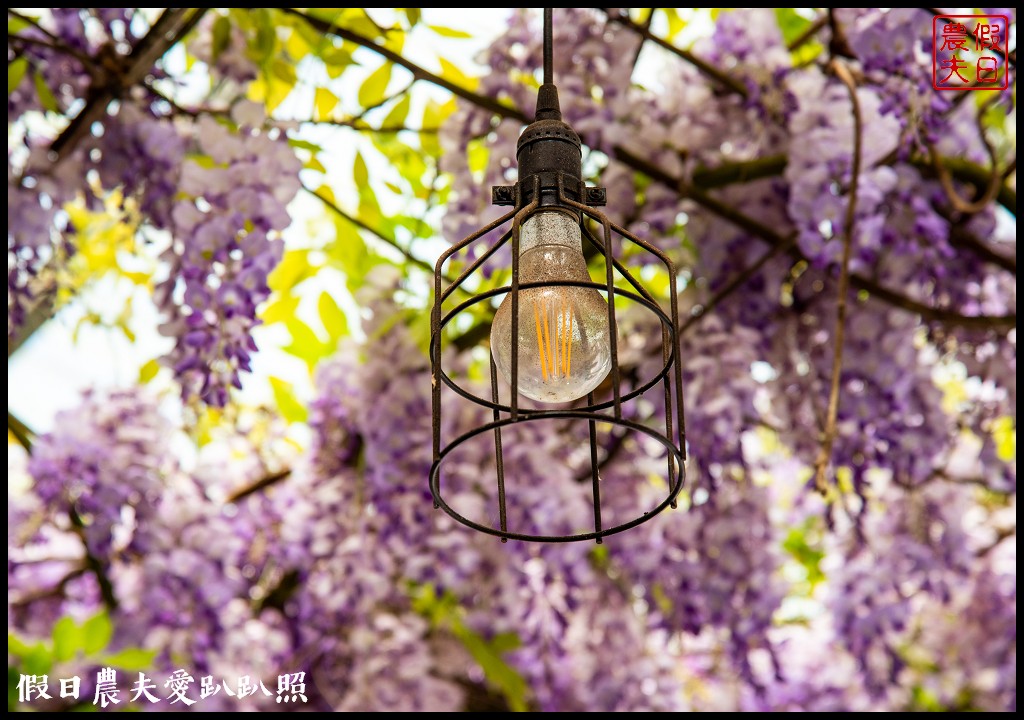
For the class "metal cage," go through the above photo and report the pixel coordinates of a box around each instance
[430,171,688,543]
[430,23,686,542]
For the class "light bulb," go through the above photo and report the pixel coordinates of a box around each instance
[491,210,611,403]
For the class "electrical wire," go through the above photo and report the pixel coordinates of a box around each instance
[543,7,553,84]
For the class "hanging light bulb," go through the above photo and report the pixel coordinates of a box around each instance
[490,210,611,402]
[430,8,687,543]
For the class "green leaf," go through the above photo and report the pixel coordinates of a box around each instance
[283,318,331,370]
[353,153,369,187]
[138,358,161,384]
[427,24,472,39]
[382,93,411,128]
[773,8,811,46]
[489,632,521,654]
[211,15,231,60]
[269,376,308,423]
[268,250,316,293]
[82,613,113,655]
[409,584,528,711]
[782,518,826,588]
[318,291,349,341]
[288,138,323,153]
[467,139,489,175]
[15,641,51,676]
[661,8,686,40]
[260,292,300,325]
[256,58,298,113]
[306,8,347,25]
[322,45,356,79]
[7,633,33,657]
[314,87,339,121]
[8,15,31,34]
[253,8,276,59]
[437,57,476,89]
[403,8,421,27]
[358,62,393,108]
[52,617,84,662]
[305,155,327,173]
[8,57,28,96]
[100,647,158,672]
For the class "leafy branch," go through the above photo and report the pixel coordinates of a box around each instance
[7,412,118,609]
[812,59,862,493]
[286,7,1015,332]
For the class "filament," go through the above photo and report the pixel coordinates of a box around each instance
[566,307,573,377]
[542,299,554,379]
[561,301,571,376]
[533,300,549,381]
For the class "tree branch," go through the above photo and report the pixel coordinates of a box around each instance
[948,224,1016,273]
[629,7,656,72]
[598,8,749,98]
[290,7,1016,332]
[302,119,440,134]
[8,410,34,453]
[49,8,208,162]
[9,565,88,607]
[280,8,530,123]
[68,507,118,610]
[303,184,453,283]
[8,412,117,609]
[787,14,829,52]
[928,135,1014,215]
[7,32,93,66]
[680,235,797,336]
[813,59,861,493]
[8,278,57,357]
[7,10,93,65]
[225,469,292,504]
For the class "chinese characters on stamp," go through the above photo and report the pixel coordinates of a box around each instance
[932,14,1009,90]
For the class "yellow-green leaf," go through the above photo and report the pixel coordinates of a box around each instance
[82,612,113,655]
[314,86,338,120]
[353,153,369,187]
[318,291,349,341]
[438,56,476,90]
[428,24,472,39]
[283,318,331,370]
[261,292,300,325]
[358,62,393,108]
[322,45,355,79]
[316,183,338,206]
[101,648,158,672]
[468,139,489,175]
[662,8,686,40]
[8,57,28,95]
[52,616,83,662]
[138,358,161,384]
[305,155,327,173]
[269,376,308,423]
[211,15,231,60]
[383,93,411,128]
[268,250,316,293]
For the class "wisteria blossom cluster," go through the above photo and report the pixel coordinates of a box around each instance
[8,9,300,405]
[8,7,1016,713]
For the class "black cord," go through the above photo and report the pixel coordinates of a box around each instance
[543,7,553,85]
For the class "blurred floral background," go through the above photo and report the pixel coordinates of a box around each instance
[8,8,1016,711]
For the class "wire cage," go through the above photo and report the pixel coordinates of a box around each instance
[430,168,688,543]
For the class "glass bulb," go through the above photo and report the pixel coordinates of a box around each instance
[490,210,611,403]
